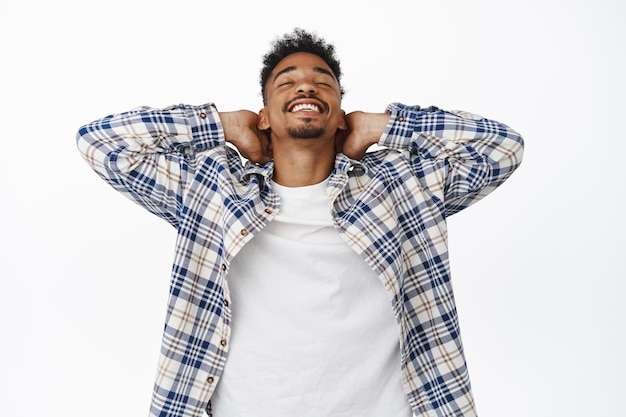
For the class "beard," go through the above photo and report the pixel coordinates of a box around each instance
[286,120,327,139]
[283,95,330,139]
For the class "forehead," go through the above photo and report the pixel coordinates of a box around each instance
[272,52,334,77]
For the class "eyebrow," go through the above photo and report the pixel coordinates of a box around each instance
[272,66,336,83]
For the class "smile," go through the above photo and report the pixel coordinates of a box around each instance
[285,96,328,114]
[290,103,321,113]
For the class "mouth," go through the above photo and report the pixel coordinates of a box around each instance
[285,97,327,114]
[290,103,322,113]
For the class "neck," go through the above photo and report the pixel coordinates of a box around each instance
[271,138,336,187]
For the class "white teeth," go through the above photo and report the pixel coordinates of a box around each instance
[291,103,320,113]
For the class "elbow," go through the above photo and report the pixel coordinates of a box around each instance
[76,125,89,141]
[496,123,524,173]
[509,128,525,171]
[76,125,93,160]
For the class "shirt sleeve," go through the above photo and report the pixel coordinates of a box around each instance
[76,103,225,227]
[379,102,524,216]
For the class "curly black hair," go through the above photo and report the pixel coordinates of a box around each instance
[260,28,344,103]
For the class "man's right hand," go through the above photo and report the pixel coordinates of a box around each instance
[219,110,272,164]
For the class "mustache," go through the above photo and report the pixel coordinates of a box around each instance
[282,94,329,113]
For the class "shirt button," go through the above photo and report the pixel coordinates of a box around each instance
[397,116,405,122]
[240,228,249,236]
[199,112,207,118]
[221,263,227,271]
[224,299,229,307]
[220,339,228,347]
[207,376,214,384]
[264,208,272,214]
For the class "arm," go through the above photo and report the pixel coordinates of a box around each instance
[342,103,524,216]
[76,103,226,227]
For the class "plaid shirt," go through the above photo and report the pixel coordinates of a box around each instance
[77,102,523,417]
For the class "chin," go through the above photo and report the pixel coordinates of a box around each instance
[287,125,326,139]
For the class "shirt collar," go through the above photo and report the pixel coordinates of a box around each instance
[240,154,366,185]
[241,160,274,183]
[334,153,368,175]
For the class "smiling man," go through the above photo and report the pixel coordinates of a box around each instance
[77,28,524,417]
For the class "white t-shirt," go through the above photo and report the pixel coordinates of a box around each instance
[211,178,413,417]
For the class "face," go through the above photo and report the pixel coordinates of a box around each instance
[259,52,345,142]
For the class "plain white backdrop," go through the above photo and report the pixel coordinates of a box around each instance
[1,0,624,416]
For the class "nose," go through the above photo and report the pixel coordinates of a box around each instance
[295,78,317,94]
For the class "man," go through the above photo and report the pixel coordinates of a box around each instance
[77,28,523,417]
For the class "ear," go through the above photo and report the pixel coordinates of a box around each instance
[258,108,270,130]
[337,110,348,131]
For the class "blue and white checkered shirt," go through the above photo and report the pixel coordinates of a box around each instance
[77,102,523,417]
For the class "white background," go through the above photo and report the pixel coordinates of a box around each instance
[1,0,624,416]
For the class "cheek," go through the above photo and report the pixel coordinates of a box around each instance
[265,94,287,114]
[266,107,289,130]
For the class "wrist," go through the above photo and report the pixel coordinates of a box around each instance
[364,113,391,146]
[218,111,236,144]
